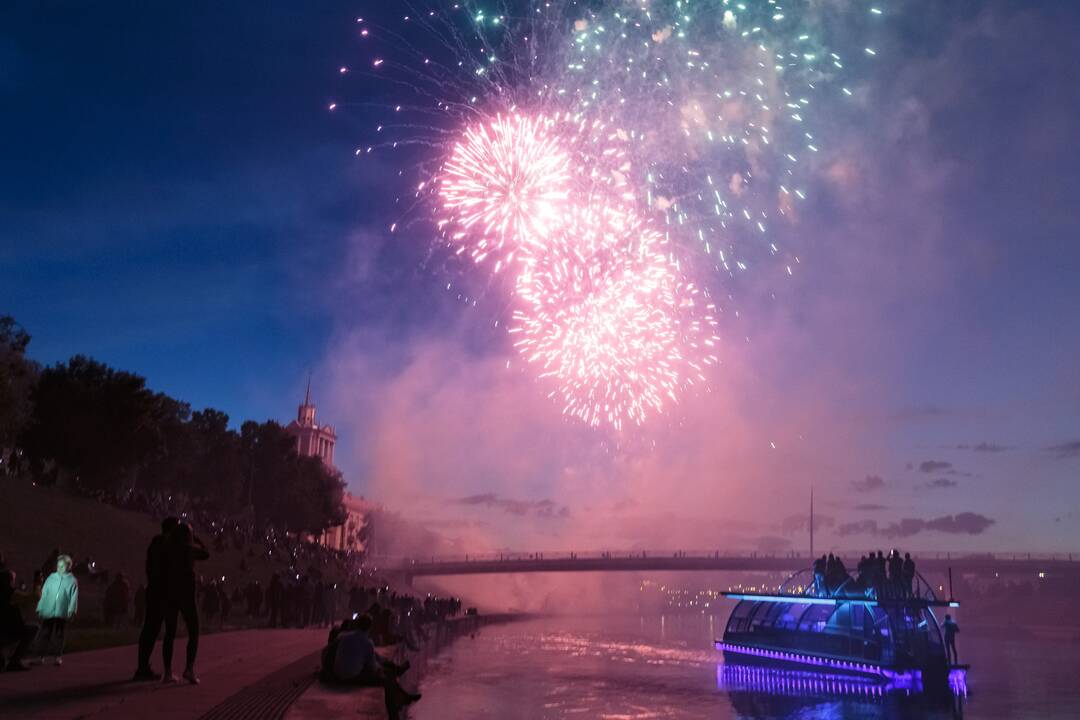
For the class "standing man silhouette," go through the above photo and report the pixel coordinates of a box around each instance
[133,517,178,681]
[161,522,209,684]
[943,614,960,664]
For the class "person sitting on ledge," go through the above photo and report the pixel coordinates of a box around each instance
[323,614,420,720]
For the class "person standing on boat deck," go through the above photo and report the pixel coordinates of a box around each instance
[902,553,916,597]
[812,555,826,595]
[832,555,849,590]
[943,614,960,663]
[887,550,903,597]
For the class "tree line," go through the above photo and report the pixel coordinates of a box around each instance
[0,316,346,535]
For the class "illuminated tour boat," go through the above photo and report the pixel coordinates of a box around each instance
[716,564,969,693]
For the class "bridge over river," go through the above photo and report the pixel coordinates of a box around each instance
[375,550,1078,584]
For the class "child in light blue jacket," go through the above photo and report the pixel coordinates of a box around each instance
[33,554,79,665]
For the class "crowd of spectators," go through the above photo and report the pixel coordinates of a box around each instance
[812,550,920,598]
[79,486,368,583]
[1,513,465,679]
[0,476,469,693]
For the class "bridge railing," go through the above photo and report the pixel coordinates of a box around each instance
[367,550,1078,569]
[373,550,804,566]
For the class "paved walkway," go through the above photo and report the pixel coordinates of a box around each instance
[284,682,386,720]
[0,629,326,720]
[284,646,405,720]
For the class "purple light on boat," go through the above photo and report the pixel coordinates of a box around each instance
[949,668,969,697]
[716,642,968,698]
[717,641,897,678]
[717,664,896,698]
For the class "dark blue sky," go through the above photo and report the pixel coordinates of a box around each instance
[3,1,1079,550]
[2,1,405,418]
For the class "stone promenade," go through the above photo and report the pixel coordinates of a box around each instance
[0,629,326,720]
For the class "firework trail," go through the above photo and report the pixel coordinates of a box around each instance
[336,1,880,430]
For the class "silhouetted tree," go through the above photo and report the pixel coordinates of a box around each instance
[10,340,345,532]
[21,356,161,489]
[138,394,194,493]
[286,454,347,535]
[0,316,39,451]
[241,421,344,534]
[243,420,297,527]
[186,408,245,512]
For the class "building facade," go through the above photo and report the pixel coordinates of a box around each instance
[284,381,336,466]
[318,492,374,552]
[284,381,370,552]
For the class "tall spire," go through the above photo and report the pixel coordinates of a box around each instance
[298,372,316,426]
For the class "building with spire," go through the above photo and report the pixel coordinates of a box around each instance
[284,378,372,551]
[285,377,336,467]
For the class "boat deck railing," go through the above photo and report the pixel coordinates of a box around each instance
[734,567,958,607]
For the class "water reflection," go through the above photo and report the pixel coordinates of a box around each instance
[411,615,1080,720]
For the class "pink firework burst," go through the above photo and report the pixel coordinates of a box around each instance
[439,113,571,271]
[510,204,718,431]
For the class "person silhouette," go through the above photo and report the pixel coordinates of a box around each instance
[161,522,209,684]
[1,570,38,671]
[902,553,916,597]
[943,614,960,664]
[812,555,826,595]
[329,614,420,719]
[32,554,78,666]
[133,516,178,681]
[267,574,282,627]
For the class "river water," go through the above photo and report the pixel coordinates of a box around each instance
[410,615,1080,719]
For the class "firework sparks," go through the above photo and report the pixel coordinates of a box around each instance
[511,203,717,430]
[338,1,880,429]
[440,113,571,269]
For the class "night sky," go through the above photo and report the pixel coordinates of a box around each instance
[3,1,1079,552]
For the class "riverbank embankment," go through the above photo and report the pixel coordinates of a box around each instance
[285,612,528,719]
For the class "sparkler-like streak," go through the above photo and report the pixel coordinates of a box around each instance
[337,1,880,430]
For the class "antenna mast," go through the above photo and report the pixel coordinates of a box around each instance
[810,485,814,561]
